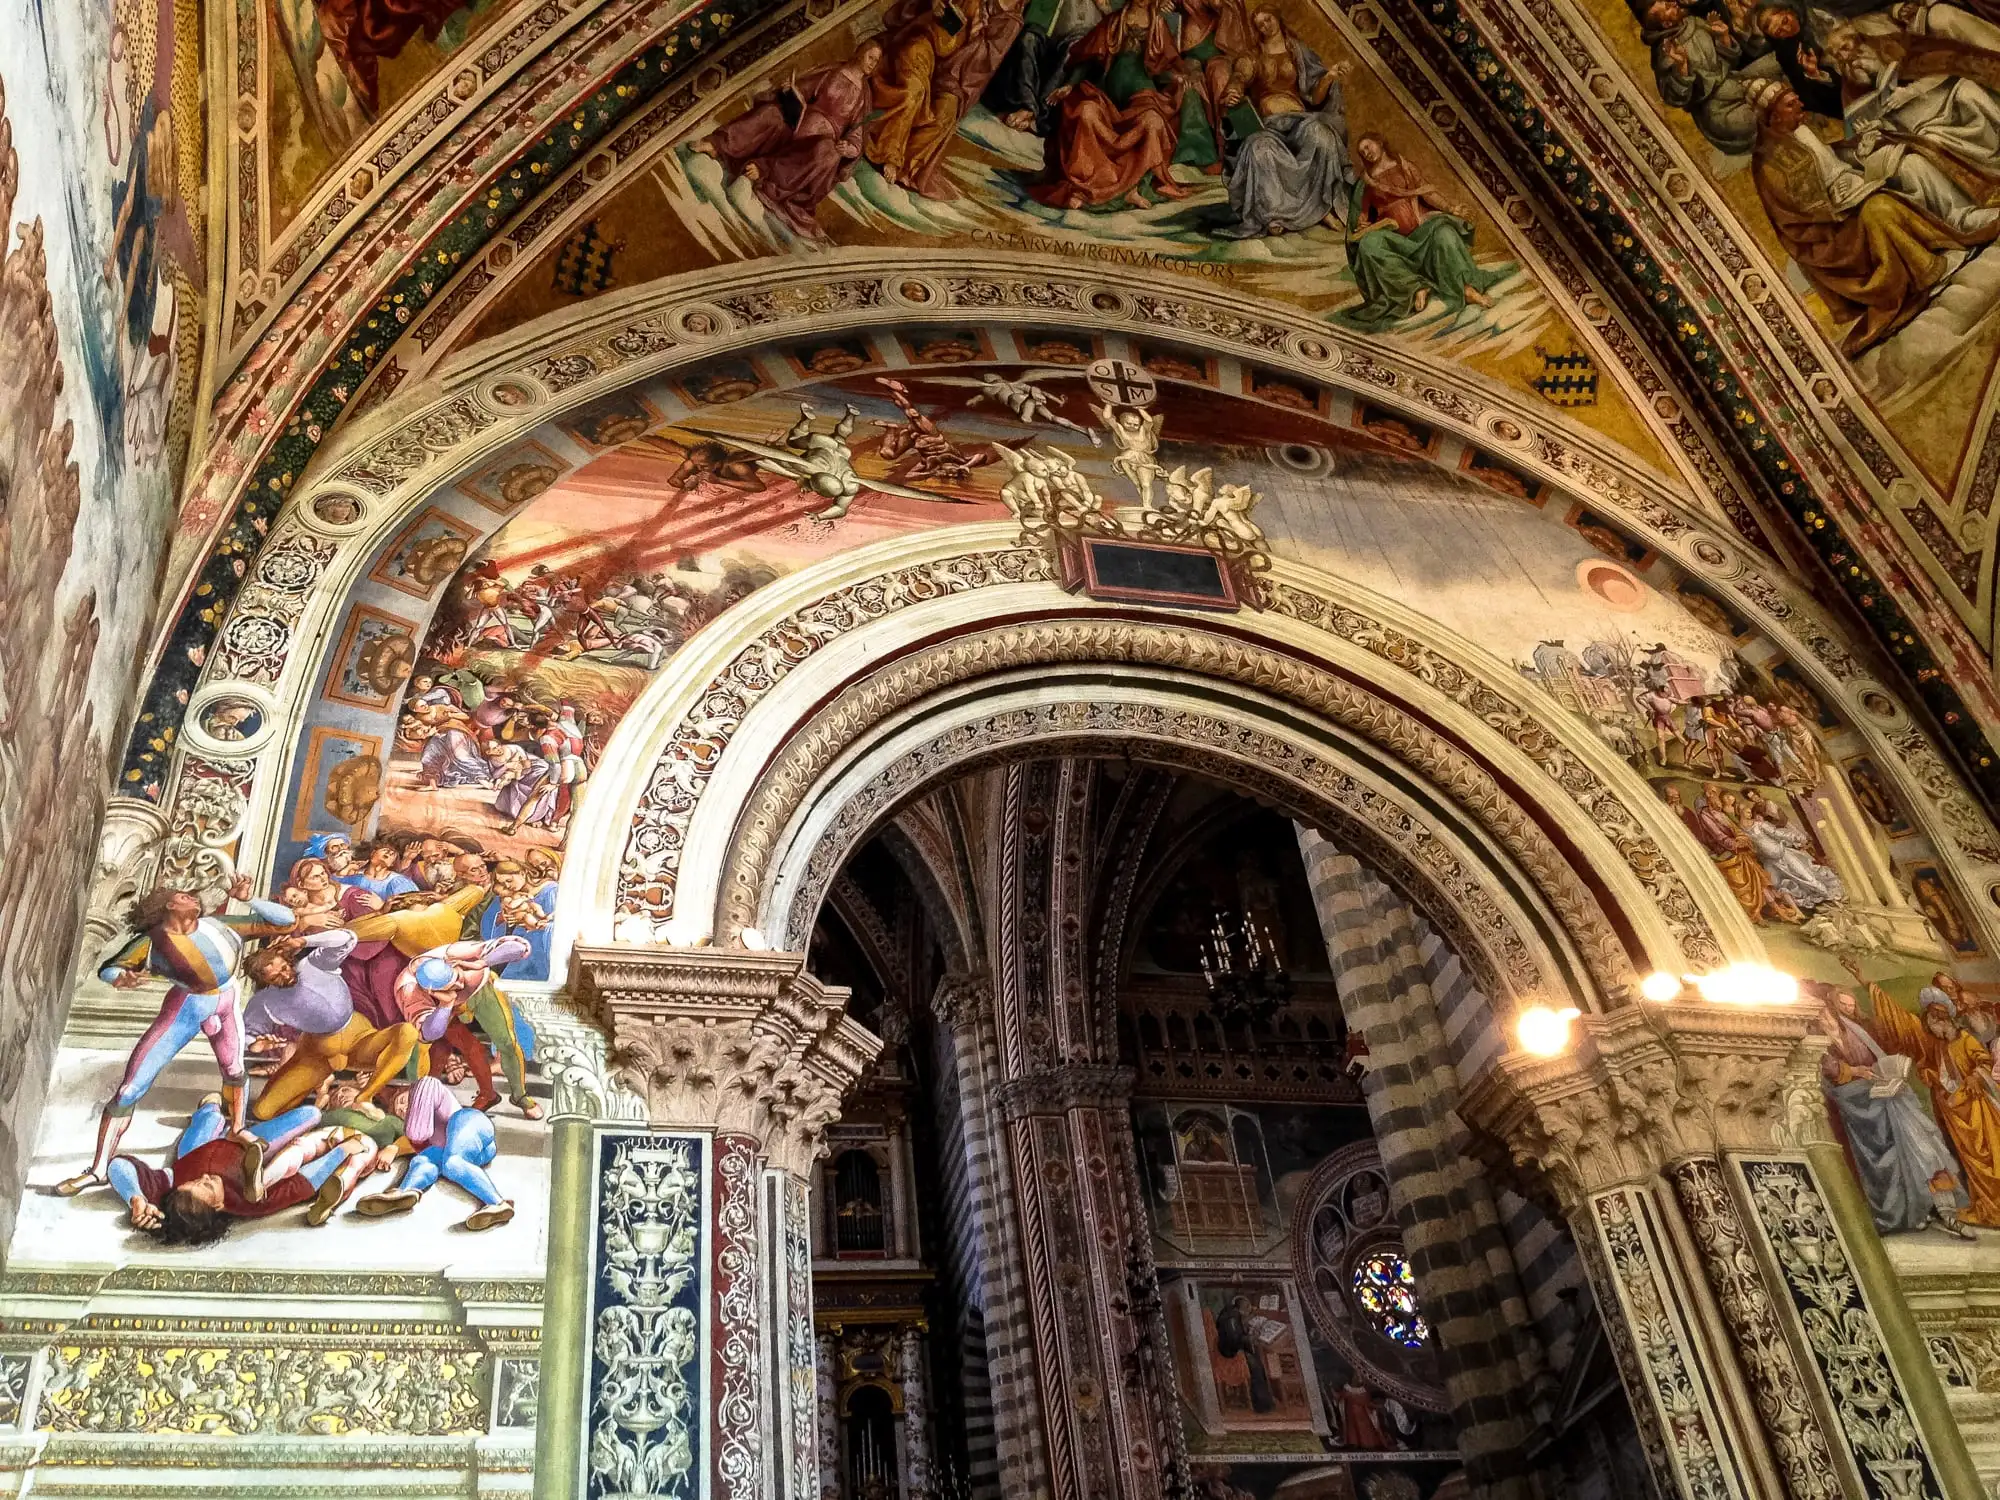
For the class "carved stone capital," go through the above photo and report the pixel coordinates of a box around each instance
[995,1064,1136,1121]
[80,796,168,967]
[572,945,883,1177]
[931,970,994,1032]
[1459,1001,1827,1215]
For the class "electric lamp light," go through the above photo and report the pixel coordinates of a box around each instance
[739,926,769,952]
[1516,1005,1581,1057]
[1689,963,1797,1007]
[1638,971,1683,1004]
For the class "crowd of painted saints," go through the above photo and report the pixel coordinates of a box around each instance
[51,832,558,1246]
[1629,0,2000,357]
[692,0,1506,325]
[1519,630,2000,1243]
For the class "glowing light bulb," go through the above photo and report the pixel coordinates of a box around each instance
[1691,963,1798,1006]
[1516,1005,1582,1057]
[739,927,769,952]
[1638,971,1684,1004]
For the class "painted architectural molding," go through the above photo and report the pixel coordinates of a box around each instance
[123,257,2000,833]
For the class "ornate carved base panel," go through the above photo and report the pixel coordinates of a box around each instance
[1664,1155,1843,1500]
[583,1129,713,1500]
[1735,1157,1947,1500]
[1583,1185,1756,1500]
[0,1269,541,1498]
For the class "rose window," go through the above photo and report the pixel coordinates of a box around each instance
[1351,1251,1429,1349]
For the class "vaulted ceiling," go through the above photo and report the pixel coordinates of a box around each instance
[161,0,2000,811]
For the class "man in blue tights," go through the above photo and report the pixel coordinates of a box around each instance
[353,1074,514,1231]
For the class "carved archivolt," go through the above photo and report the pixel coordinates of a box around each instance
[762,700,1559,1010]
[716,619,1641,995]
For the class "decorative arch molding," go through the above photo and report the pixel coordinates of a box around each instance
[122,272,2000,958]
[750,679,1586,1018]
[711,628,1670,990]
[563,531,2000,989]
[142,254,1865,798]
[566,535,1766,971]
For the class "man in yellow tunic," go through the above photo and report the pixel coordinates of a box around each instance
[1845,958,2000,1226]
[867,0,981,190]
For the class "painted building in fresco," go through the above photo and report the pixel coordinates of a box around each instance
[8,0,2000,1497]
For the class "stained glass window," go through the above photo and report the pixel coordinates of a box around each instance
[1351,1252,1429,1349]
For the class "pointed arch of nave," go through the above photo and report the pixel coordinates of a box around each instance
[176,0,2000,818]
[802,760,1583,1495]
[118,264,2000,999]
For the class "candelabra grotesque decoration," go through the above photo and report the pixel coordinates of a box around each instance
[1199,908,1293,1026]
[588,1136,706,1500]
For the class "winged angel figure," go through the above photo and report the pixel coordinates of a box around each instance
[1145,465,1267,558]
[907,369,1103,444]
[991,443,1123,543]
[991,434,1269,568]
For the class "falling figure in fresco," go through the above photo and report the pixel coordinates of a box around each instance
[1098,402,1166,506]
[112,1092,384,1244]
[672,401,983,521]
[58,877,300,1198]
[782,402,868,517]
[872,377,999,483]
[914,370,1102,443]
[353,1075,517,1231]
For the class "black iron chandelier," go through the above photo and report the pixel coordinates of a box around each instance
[1198,908,1292,1024]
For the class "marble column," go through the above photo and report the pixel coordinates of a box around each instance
[900,1325,931,1500]
[540,945,880,1500]
[993,1062,1171,1500]
[930,971,1050,1496]
[1461,999,1983,1500]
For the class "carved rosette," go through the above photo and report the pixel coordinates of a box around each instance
[573,945,883,1178]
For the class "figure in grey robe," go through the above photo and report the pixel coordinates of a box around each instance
[1216,14,1354,237]
[1644,0,1757,151]
[1820,993,1974,1236]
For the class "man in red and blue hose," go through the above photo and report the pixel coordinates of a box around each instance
[58,874,298,1198]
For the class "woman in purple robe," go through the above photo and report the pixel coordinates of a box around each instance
[694,40,887,234]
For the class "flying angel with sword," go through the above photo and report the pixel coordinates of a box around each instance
[902,369,1102,445]
[667,401,982,521]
